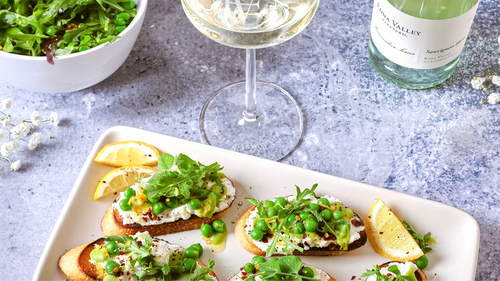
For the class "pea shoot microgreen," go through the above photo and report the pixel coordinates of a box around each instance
[361,264,416,281]
[246,184,353,257]
[104,234,215,281]
[402,221,433,254]
[250,256,320,281]
[144,153,224,204]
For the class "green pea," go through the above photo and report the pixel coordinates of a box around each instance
[201,223,214,237]
[190,243,203,256]
[45,26,57,36]
[266,207,278,217]
[105,241,118,255]
[320,209,332,221]
[287,214,297,226]
[244,262,254,273]
[416,255,429,269]
[183,258,197,272]
[333,210,344,220]
[251,256,266,265]
[166,197,178,208]
[152,202,166,214]
[274,197,287,210]
[300,267,315,278]
[317,198,330,207]
[250,228,263,240]
[116,25,127,33]
[292,222,305,234]
[213,219,226,232]
[309,203,320,212]
[119,199,132,211]
[263,200,275,208]
[124,187,136,199]
[299,212,311,221]
[118,12,131,20]
[148,196,159,203]
[194,189,208,200]
[121,0,135,9]
[256,218,269,232]
[105,260,120,275]
[184,246,201,259]
[304,218,318,232]
[189,198,201,209]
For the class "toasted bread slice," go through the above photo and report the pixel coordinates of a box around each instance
[58,237,218,281]
[235,204,367,256]
[102,199,234,236]
[228,256,337,281]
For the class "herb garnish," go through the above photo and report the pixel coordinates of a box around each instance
[402,221,433,254]
[361,264,416,281]
[251,256,320,281]
[246,184,353,257]
[105,234,215,281]
[144,153,224,205]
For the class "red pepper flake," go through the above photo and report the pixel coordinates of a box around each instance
[119,251,127,255]
[137,240,142,246]
[351,276,356,280]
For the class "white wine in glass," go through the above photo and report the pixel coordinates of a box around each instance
[182,0,319,161]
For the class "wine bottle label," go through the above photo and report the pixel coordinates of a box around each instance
[370,0,479,69]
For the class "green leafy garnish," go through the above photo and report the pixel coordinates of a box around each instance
[402,220,433,254]
[361,264,416,281]
[144,153,225,206]
[253,256,320,281]
[246,184,353,257]
[188,259,215,281]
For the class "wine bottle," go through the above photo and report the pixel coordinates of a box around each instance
[368,0,480,89]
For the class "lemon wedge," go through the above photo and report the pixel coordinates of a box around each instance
[94,140,160,167]
[366,198,424,261]
[94,165,156,200]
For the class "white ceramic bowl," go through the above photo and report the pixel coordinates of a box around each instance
[0,0,147,93]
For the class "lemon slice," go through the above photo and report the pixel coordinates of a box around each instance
[94,165,156,200]
[366,198,424,261]
[94,141,160,167]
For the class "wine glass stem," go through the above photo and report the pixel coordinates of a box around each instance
[244,49,258,121]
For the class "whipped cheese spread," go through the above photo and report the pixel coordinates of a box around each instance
[91,232,216,281]
[114,177,235,226]
[237,265,329,281]
[245,195,365,254]
[364,262,418,281]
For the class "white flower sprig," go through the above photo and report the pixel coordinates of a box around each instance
[470,36,500,105]
[0,98,60,172]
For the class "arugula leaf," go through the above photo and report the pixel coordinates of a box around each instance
[255,256,320,281]
[361,264,416,281]
[402,220,433,254]
[144,153,224,202]
[188,259,215,281]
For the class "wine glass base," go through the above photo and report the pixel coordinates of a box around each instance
[199,81,304,161]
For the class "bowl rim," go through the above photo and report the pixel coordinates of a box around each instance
[0,0,148,61]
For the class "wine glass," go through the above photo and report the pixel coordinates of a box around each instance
[182,0,320,161]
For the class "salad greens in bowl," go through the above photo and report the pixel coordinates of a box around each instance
[0,0,147,93]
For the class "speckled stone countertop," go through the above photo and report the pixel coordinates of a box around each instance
[1,0,499,280]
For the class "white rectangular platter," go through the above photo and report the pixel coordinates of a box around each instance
[33,126,479,281]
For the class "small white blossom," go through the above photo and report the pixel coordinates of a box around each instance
[27,132,43,150]
[1,141,20,157]
[10,126,22,140]
[50,112,60,126]
[1,98,12,110]
[0,129,3,141]
[1,116,10,128]
[11,160,21,171]
[30,109,43,126]
[488,93,500,104]
[492,75,500,86]
[471,77,486,90]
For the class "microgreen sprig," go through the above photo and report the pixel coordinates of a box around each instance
[254,256,320,281]
[361,264,416,281]
[402,221,433,254]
